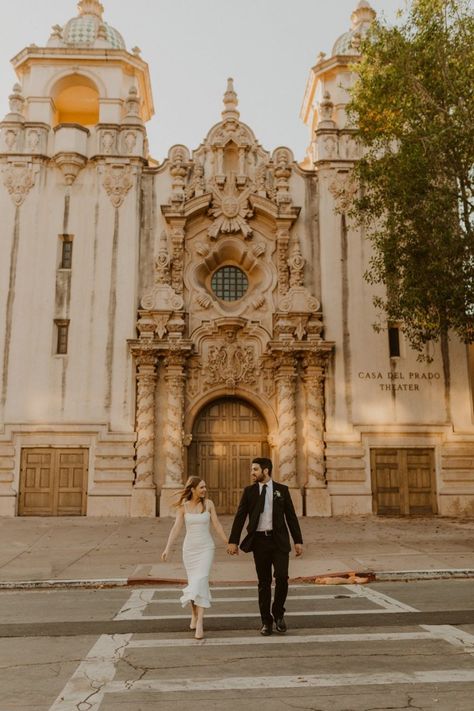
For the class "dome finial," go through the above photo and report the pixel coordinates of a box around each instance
[222,77,240,121]
[77,0,104,18]
[351,0,376,29]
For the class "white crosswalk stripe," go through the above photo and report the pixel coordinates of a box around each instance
[49,584,474,710]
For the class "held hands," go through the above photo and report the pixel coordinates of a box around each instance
[294,544,303,557]
[227,543,239,556]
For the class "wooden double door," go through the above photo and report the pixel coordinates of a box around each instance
[19,448,87,516]
[371,448,437,515]
[189,398,269,514]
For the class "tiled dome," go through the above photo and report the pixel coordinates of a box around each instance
[62,1,126,50]
[332,1,376,56]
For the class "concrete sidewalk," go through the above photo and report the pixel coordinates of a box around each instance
[0,515,474,588]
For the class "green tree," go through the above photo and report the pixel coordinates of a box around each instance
[348,0,474,355]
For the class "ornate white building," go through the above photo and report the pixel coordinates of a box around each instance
[1,0,473,518]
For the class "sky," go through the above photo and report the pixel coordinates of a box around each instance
[0,0,405,163]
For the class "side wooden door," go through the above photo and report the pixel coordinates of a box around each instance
[19,448,87,516]
[371,448,436,515]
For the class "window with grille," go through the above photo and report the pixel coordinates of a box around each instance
[55,320,70,355]
[211,266,248,302]
[60,238,73,269]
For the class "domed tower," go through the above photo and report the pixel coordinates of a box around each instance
[2,0,153,169]
[300,0,376,167]
[0,1,154,517]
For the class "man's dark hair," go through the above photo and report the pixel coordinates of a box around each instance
[252,457,273,477]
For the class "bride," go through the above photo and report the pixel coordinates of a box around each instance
[161,476,228,639]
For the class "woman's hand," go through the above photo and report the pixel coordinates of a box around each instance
[161,549,169,562]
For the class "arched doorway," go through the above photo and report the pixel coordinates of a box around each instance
[188,397,269,514]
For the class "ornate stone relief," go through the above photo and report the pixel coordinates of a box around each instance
[100,130,116,154]
[272,147,293,209]
[3,162,35,206]
[329,171,358,213]
[204,338,258,388]
[102,163,134,207]
[140,285,184,313]
[208,174,253,239]
[168,145,190,205]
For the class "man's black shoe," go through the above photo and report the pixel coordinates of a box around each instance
[275,617,287,633]
[260,623,273,636]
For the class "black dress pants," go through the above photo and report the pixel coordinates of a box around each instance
[252,534,289,624]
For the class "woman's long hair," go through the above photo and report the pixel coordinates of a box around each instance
[173,476,205,510]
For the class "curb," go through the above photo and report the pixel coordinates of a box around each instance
[1,568,474,590]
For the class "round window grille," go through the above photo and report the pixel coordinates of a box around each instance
[211,266,248,302]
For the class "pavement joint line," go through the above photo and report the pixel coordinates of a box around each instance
[2,567,474,590]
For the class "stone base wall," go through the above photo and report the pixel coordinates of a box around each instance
[439,443,474,516]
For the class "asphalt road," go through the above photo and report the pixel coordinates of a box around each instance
[1,579,474,710]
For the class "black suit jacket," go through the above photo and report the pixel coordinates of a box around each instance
[229,481,303,553]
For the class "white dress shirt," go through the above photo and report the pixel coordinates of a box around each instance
[256,479,273,531]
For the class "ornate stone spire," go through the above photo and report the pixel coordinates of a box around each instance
[222,77,240,121]
[78,0,104,18]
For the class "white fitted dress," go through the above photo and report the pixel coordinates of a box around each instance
[180,503,215,609]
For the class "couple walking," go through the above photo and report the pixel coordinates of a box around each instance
[161,457,303,639]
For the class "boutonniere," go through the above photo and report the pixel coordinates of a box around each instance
[273,490,282,499]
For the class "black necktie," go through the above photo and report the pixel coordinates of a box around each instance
[259,484,267,514]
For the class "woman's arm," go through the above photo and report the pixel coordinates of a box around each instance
[161,506,185,561]
[209,500,228,545]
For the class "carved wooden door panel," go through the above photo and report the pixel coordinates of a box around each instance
[371,448,436,515]
[190,398,269,514]
[19,448,87,516]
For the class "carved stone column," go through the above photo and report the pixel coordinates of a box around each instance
[160,352,187,516]
[276,225,290,297]
[131,350,158,517]
[275,355,301,515]
[302,356,332,516]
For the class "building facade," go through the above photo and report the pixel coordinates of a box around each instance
[1,0,473,518]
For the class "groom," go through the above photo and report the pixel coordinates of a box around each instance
[227,457,303,635]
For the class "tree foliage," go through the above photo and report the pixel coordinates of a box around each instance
[348,0,474,354]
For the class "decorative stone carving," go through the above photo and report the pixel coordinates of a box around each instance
[27,130,40,153]
[272,147,293,209]
[101,131,115,154]
[4,84,25,123]
[134,351,158,489]
[329,171,358,213]
[275,356,297,485]
[169,145,189,205]
[54,153,87,186]
[4,130,18,151]
[204,335,258,388]
[276,227,290,296]
[278,289,320,314]
[102,163,134,207]
[141,285,184,312]
[155,231,171,285]
[170,225,185,295]
[3,162,35,206]
[208,174,253,239]
[164,354,187,485]
[288,238,305,288]
[302,358,326,485]
[318,91,335,127]
[323,136,337,159]
[123,86,142,123]
[185,162,205,199]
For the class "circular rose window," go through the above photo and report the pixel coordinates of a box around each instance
[211,266,248,301]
